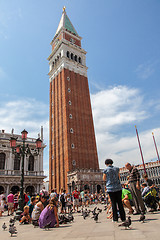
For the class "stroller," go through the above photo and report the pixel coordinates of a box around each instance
[143,187,158,211]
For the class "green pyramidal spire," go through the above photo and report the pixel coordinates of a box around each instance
[55,7,78,36]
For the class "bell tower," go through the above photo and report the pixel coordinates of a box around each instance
[48,7,99,192]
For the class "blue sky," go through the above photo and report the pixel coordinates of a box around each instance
[0,0,160,177]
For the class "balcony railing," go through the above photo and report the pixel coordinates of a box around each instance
[0,170,45,176]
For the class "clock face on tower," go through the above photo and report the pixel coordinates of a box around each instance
[70,38,75,44]
[72,160,76,166]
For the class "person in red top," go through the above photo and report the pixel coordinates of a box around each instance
[7,191,14,216]
[72,187,80,212]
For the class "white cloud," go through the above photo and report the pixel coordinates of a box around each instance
[135,61,156,79]
[91,86,148,132]
[0,98,48,136]
[91,86,159,169]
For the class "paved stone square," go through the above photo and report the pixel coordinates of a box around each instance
[0,205,160,240]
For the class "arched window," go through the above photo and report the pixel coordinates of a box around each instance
[0,153,5,170]
[71,53,74,60]
[75,55,77,62]
[14,156,20,170]
[78,57,82,64]
[66,51,70,58]
[28,155,34,171]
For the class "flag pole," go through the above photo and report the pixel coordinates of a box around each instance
[135,126,146,174]
[152,132,160,163]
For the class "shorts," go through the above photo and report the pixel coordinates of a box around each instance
[73,199,79,206]
[8,202,14,210]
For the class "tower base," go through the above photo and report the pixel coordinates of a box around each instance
[67,169,105,193]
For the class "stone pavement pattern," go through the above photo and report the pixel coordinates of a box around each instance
[0,205,160,240]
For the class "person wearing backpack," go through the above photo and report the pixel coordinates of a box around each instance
[59,189,66,213]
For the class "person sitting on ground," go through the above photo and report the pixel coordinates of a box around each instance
[121,185,134,214]
[29,196,36,217]
[143,173,160,210]
[19,206,31,224]
[141,183,150,198]
[141,183,158,212]
[31,195,45,222]
[39,197,59,228]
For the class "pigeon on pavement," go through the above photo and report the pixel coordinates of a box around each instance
[139,214,145,223]
[118,217,131,229]
[2,222,7,231]
[9,225,17,237]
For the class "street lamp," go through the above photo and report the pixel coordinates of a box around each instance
[10,129,42,219]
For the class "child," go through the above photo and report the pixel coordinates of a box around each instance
[19,206,31,224]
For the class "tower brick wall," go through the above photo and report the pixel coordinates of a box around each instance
[49,9,99,192]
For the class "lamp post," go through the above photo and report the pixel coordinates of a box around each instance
[10,130,42,219]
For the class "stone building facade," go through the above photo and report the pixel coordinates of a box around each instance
[67,169,105,193]
[120,160,160,187]
[0,129,46,196]
[48,8,99,192]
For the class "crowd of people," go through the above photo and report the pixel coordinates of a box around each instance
[103,159,160,222]
[0,159,160,228]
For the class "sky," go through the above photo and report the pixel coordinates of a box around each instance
[0,0,160,178]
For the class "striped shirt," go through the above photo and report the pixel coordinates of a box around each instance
[128,166,140,183]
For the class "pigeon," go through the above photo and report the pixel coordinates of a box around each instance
[9,225,17,237]
[82,211,88,219]
[68,213,74,222]
[139,214,145,223]
[93,213,99,222]
[118,217,131,229]
[43,221,52,230]
[2,223,7,231]
[97,208,102,213]
[91,207,97,216]
[32,220,39,227]
[9,218,16,224]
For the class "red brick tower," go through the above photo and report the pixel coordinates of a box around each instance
[48,7,99,192]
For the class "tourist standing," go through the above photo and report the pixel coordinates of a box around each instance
[125,163,146,214]
[50,188,57,199]
[14,192,19,211]
[7,191,14,216]
[59,189,67,213]
[72,187,80,212]
[103,159,126,222]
